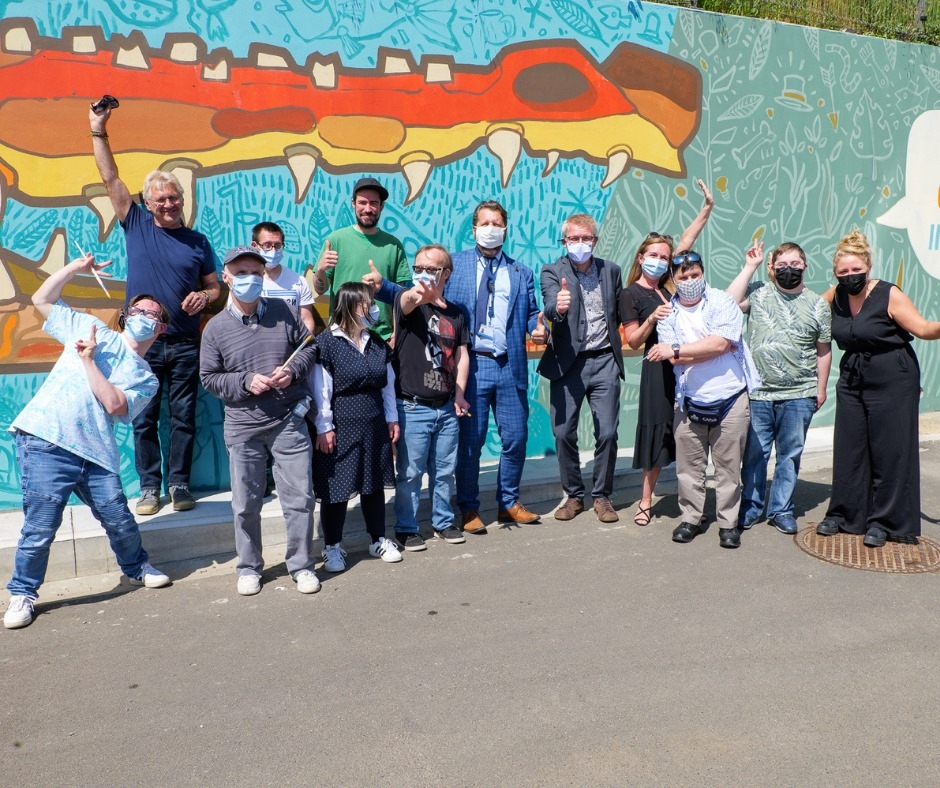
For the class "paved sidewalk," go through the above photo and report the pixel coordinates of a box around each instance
[2,433,939,785]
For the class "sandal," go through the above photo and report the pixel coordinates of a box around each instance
[634,503,652,527]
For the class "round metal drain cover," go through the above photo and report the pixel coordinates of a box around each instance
[796,527,940,573]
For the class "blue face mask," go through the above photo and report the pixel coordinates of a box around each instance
[260,248,283,269]
[230,273,264,302]
[413,272,438,288]
[641,257,669,279]
[361,304,381,329]
[124,314,158,341]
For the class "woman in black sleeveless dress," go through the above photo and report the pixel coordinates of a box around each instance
[817,230,940,546]
[619,179,715,526]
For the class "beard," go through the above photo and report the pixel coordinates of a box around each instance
[356,210,379,229]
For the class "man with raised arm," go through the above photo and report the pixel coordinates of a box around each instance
[90,104,220,516]
[4,255,172,630]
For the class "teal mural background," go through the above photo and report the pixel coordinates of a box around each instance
[1,1,938,509]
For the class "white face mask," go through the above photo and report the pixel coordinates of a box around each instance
[475,225,506,250]
[567,242,594,264]
[361,304,381,329]
[260,248,283,268]
[413,271,437,288]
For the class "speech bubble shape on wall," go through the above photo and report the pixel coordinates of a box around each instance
[878,109,940,280]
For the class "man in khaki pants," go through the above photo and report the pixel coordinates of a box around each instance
[646,250,761,549]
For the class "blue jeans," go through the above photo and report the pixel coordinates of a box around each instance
[394,399,459,533]
[7,433,149,599]
[738,397,816,524]
[133,335,199,491]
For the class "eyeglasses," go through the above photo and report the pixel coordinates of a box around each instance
[563,235,596,243]
[647,231,674,243]
[672,252,703,267]
[257,242,284,251]
[772,262,806,271]
[413,266,444,274]
[127,306,164,322]
[149,195,181,206]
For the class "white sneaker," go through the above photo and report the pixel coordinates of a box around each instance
[4,595,35,629]
[369,537,403,563]
[322,544,347,573]
[294,569,321,594]
[236,574,262,596]
[128,562,171,588]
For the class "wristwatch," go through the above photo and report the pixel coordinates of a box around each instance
[672,343,680,360]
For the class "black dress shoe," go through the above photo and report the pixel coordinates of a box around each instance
[719,527,741,548]
[672,522,702,543]
[863,526,887,548]
[816,517,840,536]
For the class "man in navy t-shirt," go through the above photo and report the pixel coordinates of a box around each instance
[90,104,220,516]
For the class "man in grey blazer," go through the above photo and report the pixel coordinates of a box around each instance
[538,213,625,523]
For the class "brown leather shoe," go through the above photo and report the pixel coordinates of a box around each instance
[553,497,584,521]
[593,497,619,523]
[497,502,541,525]
[461,510,487,534]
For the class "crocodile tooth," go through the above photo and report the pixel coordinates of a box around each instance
[3,26,33,53]
[601,148,632,188]
[170,166,197,227]
[84,186,119,241]
[425,61,452,83]
[383,54,412,74]
[401,154,433,204]
[116,45,149,69]
[256,51,290,69]
[486,127,522,188]
[169,41,199,62]
[202,59,229,81]
[71,34,97,54]
[38,230,67,276]
[285,145,320,202]
[311,61,336,88]
[543,151,560,177]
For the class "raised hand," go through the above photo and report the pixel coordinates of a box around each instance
[74,324,98,361]
[531,311,548,345]
[318,239,338,275]
[361,258,383,291]
[556,277,571,316]
[745,241,764,268]
[697,178,714,208]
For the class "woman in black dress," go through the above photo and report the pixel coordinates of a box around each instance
[816,230,940,546]
[620,179,714,526]
[312,282,402,571]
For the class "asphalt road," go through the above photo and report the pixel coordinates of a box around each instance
[3,443,940,786]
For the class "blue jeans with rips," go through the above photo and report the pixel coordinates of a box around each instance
[738,397,817,525]
[7,432,149,599]
[394,399,460,533]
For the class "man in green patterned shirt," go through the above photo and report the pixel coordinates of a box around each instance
[727,241,832,535]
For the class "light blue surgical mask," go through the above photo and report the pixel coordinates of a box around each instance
[124,314,158,341]
[260,248,283,269]
[361,304,381,329]
[413,271,437,288]
[567,242,593,264]
[230,273,264,302]
[641,257,669,279]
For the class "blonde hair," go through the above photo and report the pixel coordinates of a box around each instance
[561,213,598,238]
[832,229,872,272]
[142,170,185,203]
[626,232,676,289]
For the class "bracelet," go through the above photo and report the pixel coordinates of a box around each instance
[199,291,211,305]
[89,130,108,138]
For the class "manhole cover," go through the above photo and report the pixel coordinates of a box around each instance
[796,527,940,573]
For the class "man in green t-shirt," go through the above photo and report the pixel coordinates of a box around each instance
[309,177,412,339]
[727,241,832,535]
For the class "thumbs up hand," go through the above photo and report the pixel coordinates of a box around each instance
[317,239,338,275]
[361,259,383,291]
[556,276,571,316]
[531,311,548,345]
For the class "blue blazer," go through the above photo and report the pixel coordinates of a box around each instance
[378,248,539,391]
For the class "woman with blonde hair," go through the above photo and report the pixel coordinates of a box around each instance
[620,179,714,526]
[816,230,940,546]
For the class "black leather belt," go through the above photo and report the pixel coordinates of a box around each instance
[474,350,505,359]
[578,347,611,359]
[401,394,453,408]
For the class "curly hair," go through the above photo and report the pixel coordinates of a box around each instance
[832,229,872,272]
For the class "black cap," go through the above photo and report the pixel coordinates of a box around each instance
[222,245,266,267]
[353,177,389,202]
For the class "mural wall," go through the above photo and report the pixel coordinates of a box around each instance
[0,1,938,508]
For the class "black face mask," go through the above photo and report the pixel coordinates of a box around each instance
[774,266,804,290]
[837,272,868,296]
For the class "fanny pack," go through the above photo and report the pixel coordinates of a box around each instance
[685,388,745,426]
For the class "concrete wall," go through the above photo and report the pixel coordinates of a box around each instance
[0,1,938,508]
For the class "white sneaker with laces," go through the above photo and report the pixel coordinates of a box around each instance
[4,595,35,629]
[128,562,171,588]
[369,537,403,563]
[236,574,262,596]
[322,544,347,573]
[294,569,321,594]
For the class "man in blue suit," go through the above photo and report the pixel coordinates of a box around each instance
[369,200,548,534]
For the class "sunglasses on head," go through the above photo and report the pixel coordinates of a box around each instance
[672,251,703,268]
[647,231,674,243]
